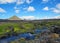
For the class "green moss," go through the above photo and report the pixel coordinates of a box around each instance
[0,20,60,34]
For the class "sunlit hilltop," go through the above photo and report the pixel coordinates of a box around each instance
[9,15,21,20]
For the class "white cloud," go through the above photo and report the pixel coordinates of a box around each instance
[20,15,60,20]
[42,3,60,14]
[49,16,60,19]
[40,16,60,19]
[54,16,60,19]
[43,16,48,19]
[0,0,16,4]
[50,3,60,14]
[0,0,25,4]
[14,6,20,13]
[27,6,35,11]
[43,7,49,11]
[5,0,16,3]
[0,0,33,5]
[51,3,60,14]
[15,9,20,13]
[20,16,36,20]
[16,0,25,5]
[53,8,60,13]
[56,3,60,9]
[26,0,33,4]
[40,16,50,19]
[42,0,49,3]
[14,7,17,9]
[14,6,19,10]
[16,0,33,5]
[0,8,6,13]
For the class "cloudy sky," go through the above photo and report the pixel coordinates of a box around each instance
[0,0,60,20]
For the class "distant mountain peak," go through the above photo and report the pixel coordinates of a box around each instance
[9,15,21,20]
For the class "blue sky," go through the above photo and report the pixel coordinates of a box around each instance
[0,0,60,20]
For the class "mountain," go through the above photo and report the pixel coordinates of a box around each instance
[9,15,21,20]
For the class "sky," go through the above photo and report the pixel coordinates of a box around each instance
[0,0,60,20]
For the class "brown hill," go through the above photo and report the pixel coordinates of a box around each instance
[9,15,21,20]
